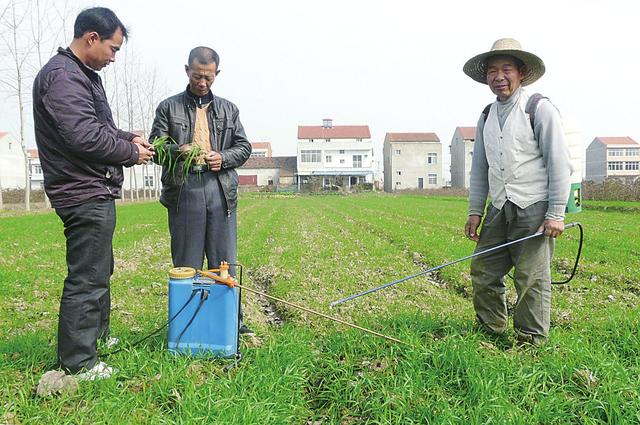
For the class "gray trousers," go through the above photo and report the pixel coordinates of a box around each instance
[167,172,237,271]
[55,199,115,373]
[470,201,554,341]
[166,172,243,322]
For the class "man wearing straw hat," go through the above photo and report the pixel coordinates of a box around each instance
[463,38,571,345]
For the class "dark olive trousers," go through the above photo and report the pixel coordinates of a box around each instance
[55,199,115,373]
[471,201,554,343]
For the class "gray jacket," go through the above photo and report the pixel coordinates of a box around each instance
[149,89,251,212]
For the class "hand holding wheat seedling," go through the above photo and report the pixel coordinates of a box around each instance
[151,136,178,175]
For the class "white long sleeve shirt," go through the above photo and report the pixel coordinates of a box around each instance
[469,88,571,221]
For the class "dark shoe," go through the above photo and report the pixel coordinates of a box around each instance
[239,324,255,336]
[515,331,547,347]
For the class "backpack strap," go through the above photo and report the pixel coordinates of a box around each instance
[481,93,548,131]
[481,103,492,124]
[525,93,547,130]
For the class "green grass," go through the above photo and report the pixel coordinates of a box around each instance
[1,194,639,423]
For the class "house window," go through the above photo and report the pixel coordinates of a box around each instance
[325,139,330,142]
[608,161,623,170]
[396,170,402,176]
[427,153,438,164]
[353,155,362,168]
[325,155,332,163]
[608,148,624,157]
[339,150,345,154]
[250,152,266,158]
[32,164,42,174]
[339,159,345,164]
[309,139,314,142]
[356,138,362,142]
[418,177,424,189]
[395,149,401,155]
[625,161,639,170]
[395,181,401,187]
[144,175,154,187]
[428,174,437,185]
[626,148,640,156]
[301,150,321,163]
[268,179,274,185]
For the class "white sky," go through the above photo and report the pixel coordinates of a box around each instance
[1,0,639,180]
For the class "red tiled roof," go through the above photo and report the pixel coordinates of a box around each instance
[385,132,440,142]
[0,132,8,139]
[595,136,638,146]
[298,125,371,140]
[251,142,271,149]
[27,148,39,158]
[457,127,476,140]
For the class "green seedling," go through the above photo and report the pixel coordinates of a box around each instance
[151,135,178,176]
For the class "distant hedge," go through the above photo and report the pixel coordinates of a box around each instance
[583,178,640,201]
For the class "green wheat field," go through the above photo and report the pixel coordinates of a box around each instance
[1,193,639,424]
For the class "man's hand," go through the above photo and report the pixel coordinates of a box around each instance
[537,219,564,238]
[136,144,154,165]
[132,136,152,149]
[465,215,482,241]
[205,151,223,171]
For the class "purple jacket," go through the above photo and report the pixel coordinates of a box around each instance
[32,48,139,208]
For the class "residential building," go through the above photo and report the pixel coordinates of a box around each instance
[585,136,640,182]
[121,163,163,194]
[121,130,163,196]
[250,142,272,158]
[383,132,442,192]
[450,126,476,188]
[27,149,44,190]
[297,119,373,189]
[0,132,27,189]
[238,156,297,187]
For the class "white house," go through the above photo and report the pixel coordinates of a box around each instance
[238,156,297,187]
[383,132,442,191]
[27,149,44,190]
[0,132,27,189]
[250,142,272,158]
[450,126,476,188]
[586,136,640,183]
[297,119,373,189]
[121,163,163,195]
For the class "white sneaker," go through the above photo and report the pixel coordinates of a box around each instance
[76,361,116,381]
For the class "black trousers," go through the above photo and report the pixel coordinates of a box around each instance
[55,199,115,373]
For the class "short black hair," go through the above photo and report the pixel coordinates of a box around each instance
[188,47,220,67]
[73,7,128,41]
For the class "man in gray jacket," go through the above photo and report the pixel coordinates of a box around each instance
[33,7,153,378]
[463,38,571,345]
[149,46,252,332]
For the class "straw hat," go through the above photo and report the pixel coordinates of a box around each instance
[463,38,545,86]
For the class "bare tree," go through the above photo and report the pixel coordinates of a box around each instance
[103,44,168,203]
[29,0,72,208]
[0,0,34,210]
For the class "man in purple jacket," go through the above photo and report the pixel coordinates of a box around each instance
[32,7,153,380]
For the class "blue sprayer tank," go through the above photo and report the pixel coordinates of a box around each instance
[167,267,239,357]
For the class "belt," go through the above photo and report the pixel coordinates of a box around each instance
[188,164,210,174]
